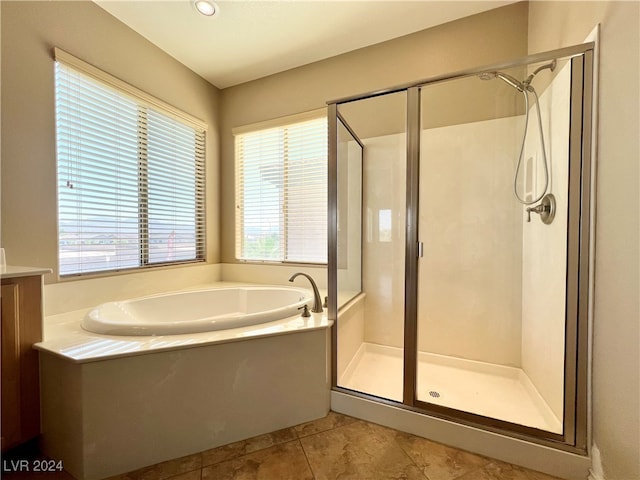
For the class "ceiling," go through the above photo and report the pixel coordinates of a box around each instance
[94,0,517,89]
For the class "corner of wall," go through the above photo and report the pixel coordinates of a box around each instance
[588,443,605,480]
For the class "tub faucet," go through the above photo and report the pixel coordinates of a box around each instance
[288,272,323,313]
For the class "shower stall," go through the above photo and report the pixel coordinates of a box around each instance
[328,43,594,452]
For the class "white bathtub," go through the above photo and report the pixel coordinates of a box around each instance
[38,282,332,479]
[82,285,313,336]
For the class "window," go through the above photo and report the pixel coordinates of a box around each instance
[54,49,206,276]
[235,113,327,263]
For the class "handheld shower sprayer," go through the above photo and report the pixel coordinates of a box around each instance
[478,71,524,91]
[477,58,558,205]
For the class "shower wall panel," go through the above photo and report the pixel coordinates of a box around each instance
[362,134,407,349]
[418,116,524,366]
[521,61,571,421]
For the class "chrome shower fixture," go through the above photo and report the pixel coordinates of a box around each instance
[522,59,557,89]
[478,71,525,92]
[477,59,557,205]
[526,193,556,224]
[479,59,557,92]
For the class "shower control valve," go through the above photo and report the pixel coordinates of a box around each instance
[525,193,556,225]
[526,204,545,222]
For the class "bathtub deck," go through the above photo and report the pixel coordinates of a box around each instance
[36,301,331,363]
[339,342,562,433]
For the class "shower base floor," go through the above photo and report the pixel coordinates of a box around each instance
[338,342,562,433]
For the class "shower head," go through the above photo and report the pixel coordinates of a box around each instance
[478,71,524,92]
[496,72,525,92]
[479,59,556,92]
[523,59,557,88]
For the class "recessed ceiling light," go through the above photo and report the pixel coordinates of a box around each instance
[193,0,217,17]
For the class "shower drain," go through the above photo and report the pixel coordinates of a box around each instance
[428,390,441,398]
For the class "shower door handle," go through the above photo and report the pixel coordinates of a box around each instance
[417,242,424,258]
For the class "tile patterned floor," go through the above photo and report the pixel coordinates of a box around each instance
[2,412,565,480]
[105,412,563,480]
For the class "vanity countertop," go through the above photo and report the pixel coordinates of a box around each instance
[1,265,52,280]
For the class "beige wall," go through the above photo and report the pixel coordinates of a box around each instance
[0,1,221,284]
[220,1,529,263]
[529,2,639,479]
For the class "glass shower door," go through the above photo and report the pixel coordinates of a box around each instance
[414,60,573,434]
[335,91,407,401]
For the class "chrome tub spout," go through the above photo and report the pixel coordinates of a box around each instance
[288,272,323,313]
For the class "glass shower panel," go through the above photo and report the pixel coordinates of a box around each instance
[336,118,362,306]
[335,91,407,401]
[416,60,571,433]
[335,117,363,383]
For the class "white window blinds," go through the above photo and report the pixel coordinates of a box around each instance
[235,115,327,263]
[54,50,206,276]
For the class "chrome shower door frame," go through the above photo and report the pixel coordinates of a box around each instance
[328,41,595,453]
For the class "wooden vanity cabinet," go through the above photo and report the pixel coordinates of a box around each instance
[1,272,46,452]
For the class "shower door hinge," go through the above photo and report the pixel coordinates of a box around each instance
[417,242,424,258]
